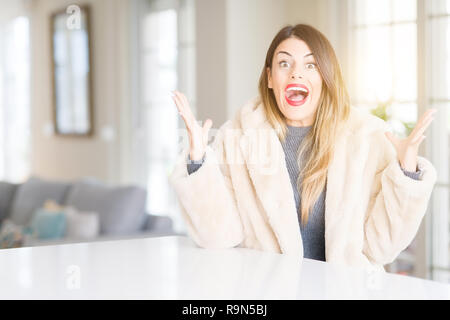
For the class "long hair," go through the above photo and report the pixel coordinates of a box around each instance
[258,24,350,227]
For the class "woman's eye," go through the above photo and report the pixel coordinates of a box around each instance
[306,63,317,70]
[279,61,290,68]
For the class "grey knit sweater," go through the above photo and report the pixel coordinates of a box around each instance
[186,125,421,261]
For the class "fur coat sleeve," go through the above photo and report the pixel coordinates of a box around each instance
[362,123,437,265]
[168,120,244,249]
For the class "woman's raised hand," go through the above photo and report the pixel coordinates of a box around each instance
[171,90,213,161]
[385,108,437,172]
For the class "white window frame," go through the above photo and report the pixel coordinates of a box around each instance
[130,0,195,234]
[346,0,450,281]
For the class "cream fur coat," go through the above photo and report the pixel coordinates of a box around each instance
[169,97,437,272]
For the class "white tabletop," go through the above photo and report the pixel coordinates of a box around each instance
[0,235,449,299]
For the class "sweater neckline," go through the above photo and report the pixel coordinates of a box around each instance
[286,124,312,136]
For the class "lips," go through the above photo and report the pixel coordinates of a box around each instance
[284,84,309,107]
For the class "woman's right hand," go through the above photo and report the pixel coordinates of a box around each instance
[171,90,213,161]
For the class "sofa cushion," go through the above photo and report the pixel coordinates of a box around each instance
[9,177,71,226]
[30,208,67,240]
[64,179,147,235]
[145,214,174,234]
[0,182,18,223]
[64,206,100,239]
[0,219,31,248]
[43,200,100,240]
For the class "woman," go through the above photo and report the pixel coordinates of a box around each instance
[169,24,437,272]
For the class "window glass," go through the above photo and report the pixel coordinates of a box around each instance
[0,16,30,182]
[137,0,195,233]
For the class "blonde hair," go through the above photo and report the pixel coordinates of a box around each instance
[258,24,350,227]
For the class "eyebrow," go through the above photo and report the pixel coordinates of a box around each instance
[276,51,314,58]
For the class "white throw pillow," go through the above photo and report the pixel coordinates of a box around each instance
[64,207,100,239]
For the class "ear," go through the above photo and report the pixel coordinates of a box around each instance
[267,67,272,89]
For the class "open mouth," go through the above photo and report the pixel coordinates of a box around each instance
[285,84,309,107]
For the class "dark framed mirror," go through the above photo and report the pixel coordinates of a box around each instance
[50,5,93,137]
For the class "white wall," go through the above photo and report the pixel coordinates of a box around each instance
[30,0,130,184]
[287,0,350,81]
[0,0,31,23]
[225,0,334,120]
[194,0,228,128]
[225,0,288,119]
[28,0,339,183]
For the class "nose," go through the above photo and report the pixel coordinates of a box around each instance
[291,71,303,79]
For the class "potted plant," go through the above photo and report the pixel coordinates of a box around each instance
[370,99,416,138]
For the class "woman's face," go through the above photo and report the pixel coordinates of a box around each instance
[268,37,323,127]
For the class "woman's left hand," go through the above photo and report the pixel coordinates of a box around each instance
[384,109,437,172]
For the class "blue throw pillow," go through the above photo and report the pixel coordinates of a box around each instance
[30,209,67,240]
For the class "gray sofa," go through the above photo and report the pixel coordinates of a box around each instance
[0,176,177,248]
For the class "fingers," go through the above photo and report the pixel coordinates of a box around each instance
[202,119,213,134]
[411,134,426,145]
[179,91,190,109]
[202,119,213,143]
[202,119,212,145]
[410,111,435,144]
[172,91,187,116]
[175,91,195,121]
[418,108,437,126]
[171,90,197,130]
[171,91,213,143]
[410,108,437,137]
[171,92,191,130]
[413,116,433,140]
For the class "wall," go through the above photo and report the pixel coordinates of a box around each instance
[225,0,332,120]
[30,0,129,184]
[194,0,228,128]
[225,0,289,119]
[0,0,31,23]
[29,0,337,183]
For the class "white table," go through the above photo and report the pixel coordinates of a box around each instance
[0,235,449,299]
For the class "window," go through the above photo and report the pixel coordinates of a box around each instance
[349,0,418,137]
[132,0,195,233]
[0,16,30,183]
[349,0,420,277]
[350,0,450,282]
[428,0,450,283]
